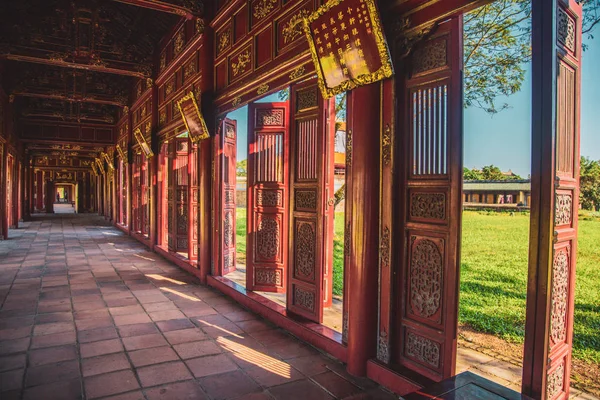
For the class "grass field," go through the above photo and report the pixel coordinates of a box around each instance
[236,208,599,363]
[460,210,600,363]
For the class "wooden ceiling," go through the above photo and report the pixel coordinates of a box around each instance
[0,0,201,134]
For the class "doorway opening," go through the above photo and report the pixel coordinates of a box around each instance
[55,183,76,213]
[458,0,532,388]
[215,81,344,334]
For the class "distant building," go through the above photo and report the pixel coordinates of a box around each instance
[463,180,531,208]
[334,122,346,175]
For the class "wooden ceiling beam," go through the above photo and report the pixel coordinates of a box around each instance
[109,0,198,18]
[13,92,126,108]
[0,53,149,78]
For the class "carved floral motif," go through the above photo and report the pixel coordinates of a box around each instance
[282,12,306,44]
[184,62,196,80]
[159,52,167,71]
[382,123,392,165]
[253,0,277,21]
[412,38,447,75]
[410,238,443,319]
[411,193,446,220]
[550,249,569,345]
[295,190,317,209]
[295,222,315,278]
[289,66,305,80]
[546,363,565,399]
[257,83,270,95]
[346,129,353,167]
[557,7,576,52]
[294,286,315,311]
[405,332,440,368]
[225,190,235,204]
[257,217,280,260]
[232,50,251,77]
[555,194,572,226]
[217,29,231,55]
[257,109,284,126]
[257,190,281,207]
[174,29,185,55]
[380,226,390,269]
[377,330,390,364]
[297,88,318,111]
[224,211,234,247]
[256,269,282,286]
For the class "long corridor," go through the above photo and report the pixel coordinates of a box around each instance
[0,213,394,400]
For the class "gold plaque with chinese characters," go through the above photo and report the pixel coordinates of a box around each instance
[177,91,210,143]
[303,0,393,98]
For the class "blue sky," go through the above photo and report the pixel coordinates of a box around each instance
[465,34,600,177]
[227,36,599,176]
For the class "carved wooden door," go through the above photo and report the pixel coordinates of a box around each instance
[286,80,335,322]
[218,118,237,275]
[174,138,189,252]
[247,103,289,292]
[395,17,463,381]
[133,153,142,233]
[167,141,176,251]
[158,143,169,246]
[189,143,199,262]
[141,155,150,237]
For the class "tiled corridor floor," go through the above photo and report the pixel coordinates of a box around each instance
[0,213,397,400]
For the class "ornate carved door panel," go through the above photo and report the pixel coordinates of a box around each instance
[167,141,176,251]
[219,118,237,275]
[175,138,189,253]
[189,143,199,262]
[395,17,463,381]
[133,153,142,233]
[286,80,335,322]
[141,155,150,237]
[523,1,583,398]
[247,103,289,292]
[158,143,169,247]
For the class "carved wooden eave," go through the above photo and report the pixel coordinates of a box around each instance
[110,0,204,18]
[12,91,127,108]
[0,51,151,79]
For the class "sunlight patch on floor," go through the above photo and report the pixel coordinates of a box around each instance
[217,337,291,378]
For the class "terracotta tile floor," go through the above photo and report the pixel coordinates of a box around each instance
[0,213,397,400]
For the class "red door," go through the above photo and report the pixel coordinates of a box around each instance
[395,17,463,381]
[218,118,238,275]
[247,103,289,292]
[175,138,189,252]
[189,143,199,262]
[286,80,335,322]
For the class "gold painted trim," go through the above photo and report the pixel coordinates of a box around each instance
[116,144,128,164]
[95,158,105,175]
[101,152,115,170]
[302,0,394,99]
[176,91,210,143]
[133,128,154,158]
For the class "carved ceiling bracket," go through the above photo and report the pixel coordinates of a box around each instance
[385,16,438,60]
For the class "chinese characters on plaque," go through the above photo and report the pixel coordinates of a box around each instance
[303,0,393,98]
[177,91,210,143]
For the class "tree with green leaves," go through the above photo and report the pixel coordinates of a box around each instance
[580,156,600,211]
[464,0,600,115]
[463,165,523,180]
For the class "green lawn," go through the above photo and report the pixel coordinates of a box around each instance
[236,208,600,363]
[460,210,600,363]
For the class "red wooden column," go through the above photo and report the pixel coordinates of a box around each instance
[35,171,43,211]
[1,143,7,239]
[523,0,583,399]
[197,138,211,282]
[346,83,381,376]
